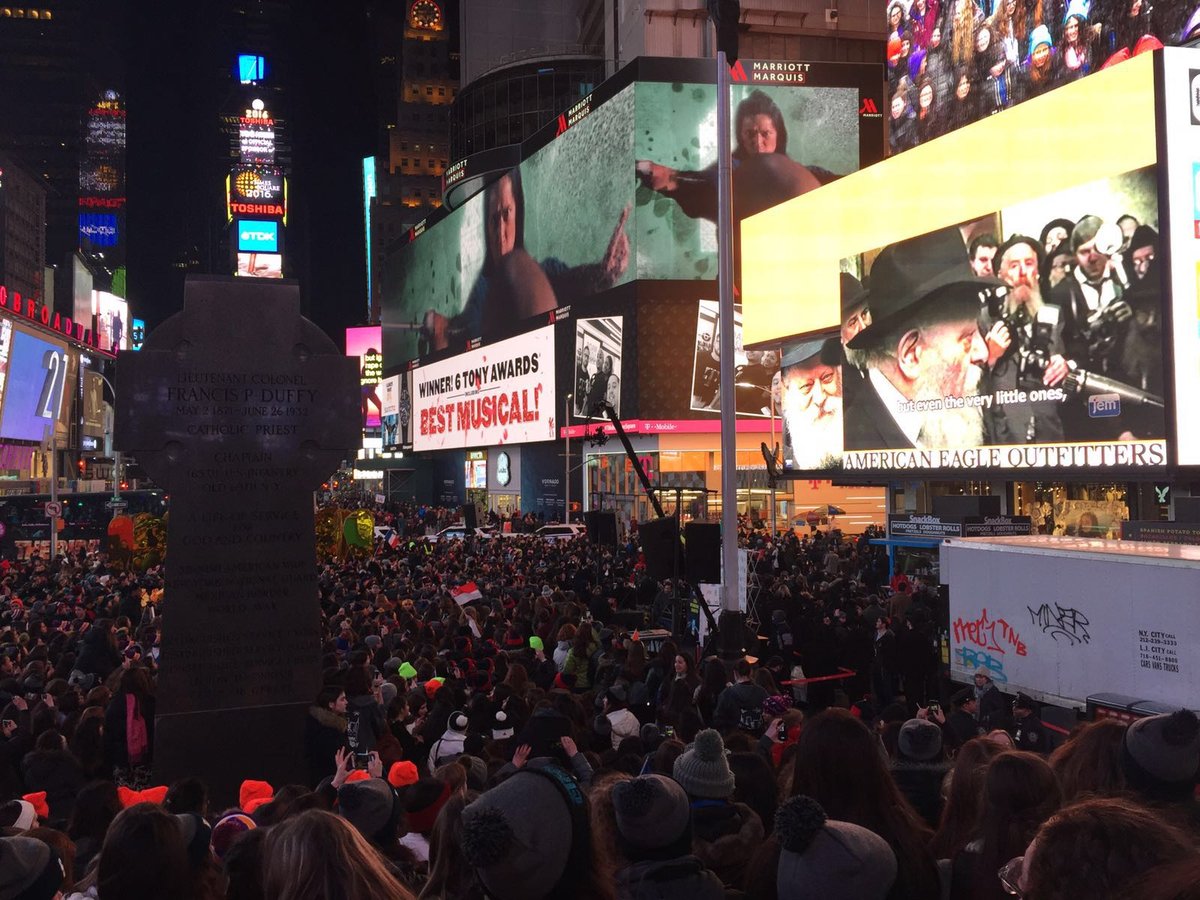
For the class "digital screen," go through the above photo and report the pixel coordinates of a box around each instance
[130,318,146,350]
[412,324,557,452]
[229,168,284,204]
[0,328,69,442]
[689,301,775,418]
[0,319,12,420]
[79,161,124,195]
[236,252,283,278]
[380,372,414,451]
[237,219,279,253]
[237,54,266,83]
[82,370,106,438]
[383,60,882,369]
[85,109,126,154]
[239,122,275,166]
[838,165,1165,474]
[346,326,383,430]
[92,290,129,353]
[573,316,623,419]
[79,213,119,247]
[1163,49,1200,467]
[885,0,1199,155]
[781,333,843,470]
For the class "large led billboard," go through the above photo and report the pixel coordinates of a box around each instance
[82,370,106,438]
[0,328,69,442]
[380,371,413,451]
[883,0,1197,154]
[229,169,284,205]
[743,54,1172,474]
[346,326,383,431]
[92,290,129,353]
[237,219,280,253]
[382,58,884,369]
[236,253,283,278]
[412,324,557,452]
[79,213,119,248]
[1163,48,1200,467]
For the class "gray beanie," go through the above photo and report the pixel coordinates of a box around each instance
[898,719,943,762]
[1123,709,1200,786]
[461,763,576,900]
[0,836,63,900]
[776,796,897,900]
[611,775,691,851]
[337,777,397,841]
[673,728,736,799]
[380,682,398,707]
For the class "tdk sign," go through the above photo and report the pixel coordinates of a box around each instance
[237,219,279,252]
[1088,393,1121,418]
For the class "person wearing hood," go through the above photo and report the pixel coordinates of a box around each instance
[344,666,386,759]
[20,729,84,827]
[427,711,469,773]
[74,620,121,682]
[603,686,641,752]
[305,685,348,786]
[611,774,728,900]
[1120,708,1200,834]
[673,729,765,888]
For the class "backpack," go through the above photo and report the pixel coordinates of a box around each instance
[125,694,149,765]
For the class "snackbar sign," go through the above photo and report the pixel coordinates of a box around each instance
[0,285,112,357]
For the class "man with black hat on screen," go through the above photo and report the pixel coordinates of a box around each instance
[843,227,991,451]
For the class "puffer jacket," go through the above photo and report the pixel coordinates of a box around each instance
[615,855,730,900]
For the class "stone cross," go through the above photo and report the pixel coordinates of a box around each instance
[115,277,360,800]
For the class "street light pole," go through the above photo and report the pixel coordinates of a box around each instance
[565,393,573,525]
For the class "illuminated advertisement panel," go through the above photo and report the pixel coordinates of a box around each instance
[229,169,284,204]
[1163,48,1200,467]
[239,120,275,166]
[383,58,883,368]
[346,326,383,431]
[743,55,1166,474]
[92,291,129,353]
[130,318,146,350]
[236,253,283,278]
[412,324,557,452]
[0,327,69,442]
[82,369,106,438]
[572,316,623,419]
[781,332,844,470]
[237,219,280,253]
[0,319,12,420]
[884,0,1199,154]
[79,161,124,195]
[380,371,414,451]
[78,213,119,247]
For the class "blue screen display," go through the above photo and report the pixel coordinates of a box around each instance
[0,330,69,442]
[237,54,266,83]
[78,213,119,247]
[237,219,279,252]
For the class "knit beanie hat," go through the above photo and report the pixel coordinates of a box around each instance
[0,836,63,900]
[382,657,403,675]
[338,777,398,842]
[1029,23,1052,53]
[380,682,398,707]
[210,813,256,860]
[1122,710,1200,799]
[492,711,514,740]
[398,662,418,680]
[898,719,943,762]
[239,780,274,814]
[388,761,420,789]
[0,802,35,832]
[673,729,736,799]
[611,775,691,852]
[776,796,897,900]
[764,695,792,718]
[529,636,544,651]
[447,710,469,734]
[461,763,577,900]
[403,778,453,834]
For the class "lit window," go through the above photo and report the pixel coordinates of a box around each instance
[29,8,37,17]
[42,9,50,18]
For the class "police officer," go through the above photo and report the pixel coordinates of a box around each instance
[1011,692,1050,753]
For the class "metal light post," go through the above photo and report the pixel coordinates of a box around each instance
[565,393,573,524]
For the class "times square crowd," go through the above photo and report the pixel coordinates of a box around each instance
[0,501,1192,900]
[886,0,1200,151]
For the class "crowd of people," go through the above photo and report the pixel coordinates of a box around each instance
[887,0,1200,151]
[0,506,1195,900]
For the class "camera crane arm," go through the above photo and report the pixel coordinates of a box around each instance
[591,400,667,519]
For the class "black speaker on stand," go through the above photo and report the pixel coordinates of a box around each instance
[585,510,618,547]
[641,517,681,580]
[684,522,721,583]
[462,503,477,531]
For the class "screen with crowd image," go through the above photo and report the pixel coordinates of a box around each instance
[778,163,1166,474]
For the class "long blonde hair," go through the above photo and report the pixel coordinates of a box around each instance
[262,809,416,900]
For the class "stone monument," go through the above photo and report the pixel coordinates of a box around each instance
[115,276,360,801]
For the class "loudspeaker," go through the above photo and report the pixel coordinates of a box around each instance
[640,517,680,580]
[685,522,721,583]
[462,503,477,530]
[586,511,618,547]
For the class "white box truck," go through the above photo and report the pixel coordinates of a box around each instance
[942,535,1200,710]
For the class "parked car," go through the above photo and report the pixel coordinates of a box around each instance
[534,524,587,542]
[432,524,494,542]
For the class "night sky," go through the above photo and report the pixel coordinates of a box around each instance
[123,0,377,345]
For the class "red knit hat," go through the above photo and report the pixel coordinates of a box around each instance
[21,792,48,820]
[388,761,419,789]
[239,780,274,814]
